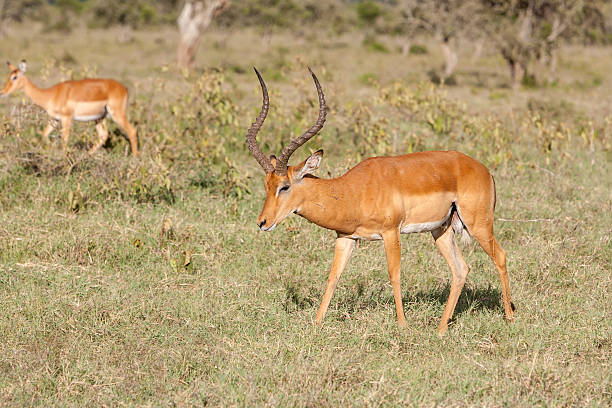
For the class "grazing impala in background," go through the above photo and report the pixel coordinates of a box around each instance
[1,60,139,155]
[246,68,515,335]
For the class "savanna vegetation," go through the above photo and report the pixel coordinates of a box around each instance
[0,0,610,406]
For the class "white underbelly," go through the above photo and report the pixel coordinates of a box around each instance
[347,232,383,241]
[400,206,453,234]
[73,101,108,122]
[74,112,106,122]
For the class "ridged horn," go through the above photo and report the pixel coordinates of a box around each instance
[275,67,327,175]
[245,67,274,173]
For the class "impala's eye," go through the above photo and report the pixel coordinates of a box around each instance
[279,185,290,193]
[10,75,17,81]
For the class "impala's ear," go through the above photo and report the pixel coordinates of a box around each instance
[294,149,323,181]
[269,154,277,168]
[18,60,26,73]
[7,61,16,71]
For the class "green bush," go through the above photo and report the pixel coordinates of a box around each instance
[362,34,389,53]
[356,1,382,24]
[409,44,428,55]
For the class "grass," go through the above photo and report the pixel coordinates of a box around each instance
[0,24,611,406]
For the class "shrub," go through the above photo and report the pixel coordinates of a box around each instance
[356,1,382,24]
[409,44,428,55]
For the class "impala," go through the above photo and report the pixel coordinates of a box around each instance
[246,68,515,335]
[1,60,139,155]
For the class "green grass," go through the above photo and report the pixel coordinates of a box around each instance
[0,25,610,406]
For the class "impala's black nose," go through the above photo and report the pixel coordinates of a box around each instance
[258,219,266,229]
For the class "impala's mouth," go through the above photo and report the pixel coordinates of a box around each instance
[260,223,277,232]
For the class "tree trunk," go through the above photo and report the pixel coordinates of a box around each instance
[472,38,484,61]
[548,49,557,77]
[440,39,458,81]
[401,39,411,56]
[118,24,133,43]
[0,0,7,38]
[501,46,525,91]
[177,0,228,70]
[510,59,525,91]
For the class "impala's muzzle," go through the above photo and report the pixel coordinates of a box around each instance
[257,216,277,231]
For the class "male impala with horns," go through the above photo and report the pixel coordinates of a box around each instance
[246,68,515,336]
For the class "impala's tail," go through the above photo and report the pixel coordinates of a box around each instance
[451,204,472,245]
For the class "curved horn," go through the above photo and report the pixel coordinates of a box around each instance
[246,68,274,173]
[275,67,327,175]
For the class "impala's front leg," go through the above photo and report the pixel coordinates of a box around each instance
[41,120,58,143]
[383,229,407,328]
[314,236,355,324]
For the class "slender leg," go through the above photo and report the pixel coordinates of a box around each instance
[382,229,407,328]
[41,120,58,143]
[60,116,72,152]
[88,119,109,155]
[432,225,470,336]
[108,98,139,156]
[314,237,355,324]
[469,225,515,323]
[457,174,515,325]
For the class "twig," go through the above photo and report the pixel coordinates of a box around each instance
[534,164,556,177]
[497,218,555,223]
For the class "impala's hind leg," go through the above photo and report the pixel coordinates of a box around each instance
[108,97,138,156]
[432,225,470,336]
[88,119,109,155]
[60,116,72,152]
[469,223,515,323]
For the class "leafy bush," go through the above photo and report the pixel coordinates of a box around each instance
[216,0,348,29]
[355,1,382,24]
[362,34,389,53]
[409,44,428,55]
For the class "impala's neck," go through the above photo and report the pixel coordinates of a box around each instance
[294,176,355,234]
[22,77,53,111]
